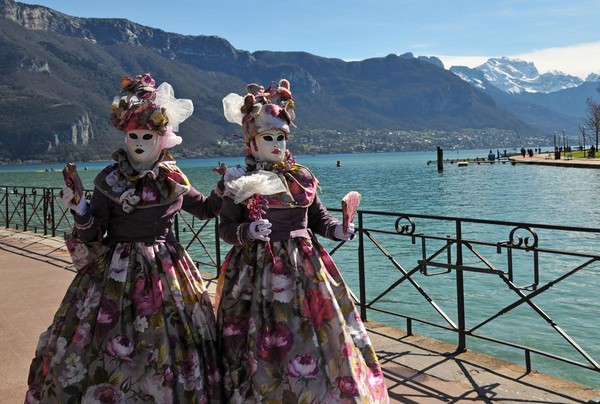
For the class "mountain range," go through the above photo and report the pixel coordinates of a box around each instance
[0,0,598,162]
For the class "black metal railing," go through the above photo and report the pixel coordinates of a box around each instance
[2,185,599,386]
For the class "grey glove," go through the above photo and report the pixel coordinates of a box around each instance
[248,219,272,242]
[224,166,246,183]
[61,185,87,216]
[334,223,355,241]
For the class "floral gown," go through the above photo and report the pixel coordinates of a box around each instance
[25,150,223,403]
[216,160,389,403]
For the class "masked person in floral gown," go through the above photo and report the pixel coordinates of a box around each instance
[216,80,389,403]
[25,73,224,403]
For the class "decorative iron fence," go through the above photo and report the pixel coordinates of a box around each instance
[2,185,599,386]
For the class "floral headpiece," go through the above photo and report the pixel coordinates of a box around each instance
[110,73,194,149]
[223,79,296,152]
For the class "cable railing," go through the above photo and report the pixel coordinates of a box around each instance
[2,185,599,386]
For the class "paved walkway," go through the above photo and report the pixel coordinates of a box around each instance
[1,228,599,403]
[509,154,600,168]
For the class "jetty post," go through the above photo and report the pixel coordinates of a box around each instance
[437,146,443,171]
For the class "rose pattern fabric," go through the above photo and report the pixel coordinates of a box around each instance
[217,238,389,403]
[216,160,389,403]
[26,241,223,403]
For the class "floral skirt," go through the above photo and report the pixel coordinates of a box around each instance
[25,241,223,403]
[215,237,389,403]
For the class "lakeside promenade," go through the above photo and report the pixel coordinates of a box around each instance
[509,153,600,168]
[1,228,599,403]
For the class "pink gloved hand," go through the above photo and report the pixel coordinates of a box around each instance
[248,219,272,242]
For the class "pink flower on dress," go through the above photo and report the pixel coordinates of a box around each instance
[177,351,201,391]
[222,316,249,337]
[132,274,163,316]
[320,248,339,276]
[341,342,354,357]
[167,171,184,184]
[73,323,92,348]
[96,299,119,338]
[141,183,160,203]
[82,383,126,403]
[287,354,319,379]
[257,322,293,363]
[301,288,336,329]
[367,364,387,399]
[106,335,135,362]
[162,364,174,382]
[336,376,359,398]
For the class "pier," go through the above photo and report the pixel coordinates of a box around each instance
[426,157,512,165]
[1,228,599,403]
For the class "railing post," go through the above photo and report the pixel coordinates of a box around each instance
[22,188,27,232]
[43,188,49,236]
[50,189,56,237]
[4,187,8,228]
[456,219,466,351]
[214,217,221,270]
[357,211,367,321]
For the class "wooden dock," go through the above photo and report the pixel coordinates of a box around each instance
[427,157,512,166]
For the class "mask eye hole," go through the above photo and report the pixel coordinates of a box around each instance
[276,135,285,141]
[142,134,154,140]
[128,133,138,140]
[262,135,273,142]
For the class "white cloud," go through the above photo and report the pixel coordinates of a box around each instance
[515,42,600,79]
[433,42,600,80]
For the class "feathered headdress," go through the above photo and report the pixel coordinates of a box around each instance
[109,73,194,149]
[222,79,296,150]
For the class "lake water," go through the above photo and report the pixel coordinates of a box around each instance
[2,149,599,389]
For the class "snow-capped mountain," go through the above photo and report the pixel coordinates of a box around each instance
[449,57,583,94]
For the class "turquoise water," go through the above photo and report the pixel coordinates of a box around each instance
[2,149,599,388]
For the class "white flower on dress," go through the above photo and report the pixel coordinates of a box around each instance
[140,375,174,403]
[76,285,101,319]
[108,245,129,282]
[134,316,149,333]
[51,336,67,366]
[58,352,86,387]
[105,170,127,193]
[347,311,369,348]
[271,273,295,303]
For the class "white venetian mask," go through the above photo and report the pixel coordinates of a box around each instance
[125,129,162,169]
[251,130,287,164]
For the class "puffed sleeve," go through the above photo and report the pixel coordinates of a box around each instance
[307,193,339,240]
[181,186,222,220]
[73,187,109,243]
[218,196,253,246]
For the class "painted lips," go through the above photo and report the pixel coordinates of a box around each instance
[272,149,281,154]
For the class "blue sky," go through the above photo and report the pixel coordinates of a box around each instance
[19,0,600,79]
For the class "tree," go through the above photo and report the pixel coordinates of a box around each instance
[584,97,600,149]
[578,124,586,153]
